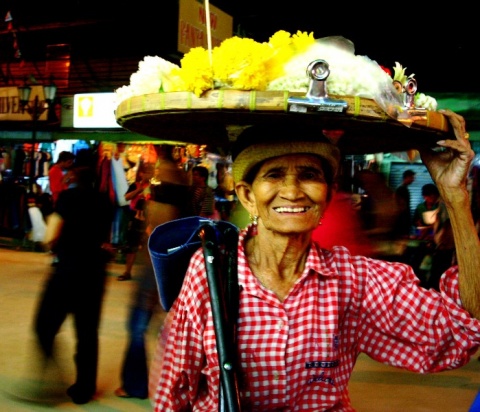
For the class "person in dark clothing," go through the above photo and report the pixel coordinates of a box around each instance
[393,169,416,238]
[409,183,440,285]
[426,199,456,291]
[34,165,114,405]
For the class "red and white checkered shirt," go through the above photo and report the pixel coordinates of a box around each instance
[150,224,480,411]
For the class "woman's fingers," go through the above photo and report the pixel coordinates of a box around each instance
[438,109,468,142]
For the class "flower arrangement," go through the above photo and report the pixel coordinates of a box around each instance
[391,62,437,110]
[114,30,437,112]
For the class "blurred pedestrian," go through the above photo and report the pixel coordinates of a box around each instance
[312,175,374,256]
[48,151,75,207]
[118,162,154,281]
[426,198,456,291]
[413,183,440,234]
[114,145,189,399]
[214,161,236,220]
[355,169,403,259]
[47,151,75,266]
[191,165,216,219]
[33,165,114,404]
[410,183,441,285]
[393,169,416,238]
[146,144,192,234]
[114,247,160,399]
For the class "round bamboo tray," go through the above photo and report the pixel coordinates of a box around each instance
[115,90,454,154]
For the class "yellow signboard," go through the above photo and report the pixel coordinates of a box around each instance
[73,93,121,128]
[0,85,49,121]
[178,0,233,54]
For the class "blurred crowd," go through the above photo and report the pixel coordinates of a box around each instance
[25,143,480,292]
[11,141,480,405]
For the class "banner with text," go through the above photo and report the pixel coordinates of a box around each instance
[0,86,49,121]
[178,0,232,54]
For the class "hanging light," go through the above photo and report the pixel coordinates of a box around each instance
[16,77,58,192]
[17,77,57,117]
[17,84,32,110]
[43,81,57,104]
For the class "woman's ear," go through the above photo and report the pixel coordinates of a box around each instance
[235,181,257,216]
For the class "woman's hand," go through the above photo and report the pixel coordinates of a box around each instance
[421,109,480,318]
[419,109,474,201]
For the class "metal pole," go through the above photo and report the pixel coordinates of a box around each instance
[199,222,241,412]
[28,95,40,194]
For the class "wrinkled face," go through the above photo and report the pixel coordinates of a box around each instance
[237,154,330,235]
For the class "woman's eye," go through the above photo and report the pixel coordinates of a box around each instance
[300,170,324,181]
[264,171,283,180]
[261,167,325,182]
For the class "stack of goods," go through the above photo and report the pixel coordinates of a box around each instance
[114,30,451,154]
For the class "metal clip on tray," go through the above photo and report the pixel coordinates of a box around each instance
[287,59,348,114]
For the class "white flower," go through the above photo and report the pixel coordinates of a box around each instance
[114,85,134,107]
[415,93,437,111]
[115,56,180,105]
[267,37,403,114]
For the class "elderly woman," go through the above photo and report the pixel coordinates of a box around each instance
[150,109,480,411]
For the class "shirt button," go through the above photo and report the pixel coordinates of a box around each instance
[277,321,284,330]
[273,372,280,381]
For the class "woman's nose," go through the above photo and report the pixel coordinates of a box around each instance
[280,175,304,198]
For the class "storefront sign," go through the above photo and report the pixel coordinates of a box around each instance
[0,86,49,121]
[178,0,232,54]
[73,93,120,128]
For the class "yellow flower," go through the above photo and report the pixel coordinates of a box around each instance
[161,66,188,93]
[212,37,273,90]
[177,30,316,95]
[179,47,214,96]
[265,30,315,83]
[291,30,316,53]
[269,30,293,49]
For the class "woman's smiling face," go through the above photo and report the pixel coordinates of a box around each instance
[245,154,331,235]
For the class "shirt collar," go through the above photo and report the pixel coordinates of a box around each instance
[238,224,338,288]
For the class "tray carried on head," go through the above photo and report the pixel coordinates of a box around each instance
[115,89,453,154]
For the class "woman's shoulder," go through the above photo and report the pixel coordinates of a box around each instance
[312,243,388,276]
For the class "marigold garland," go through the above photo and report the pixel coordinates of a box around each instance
[114,30,437,112]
